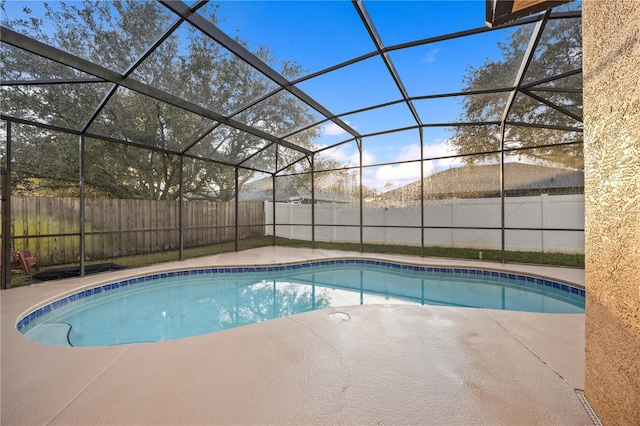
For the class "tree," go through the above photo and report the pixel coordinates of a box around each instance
[1,0,319,200]
[448,11,583,169]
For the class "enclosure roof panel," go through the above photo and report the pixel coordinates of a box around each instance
[207,1,377,78]
[129,18,281,117]
[1,1,178,75]
[87,86,220,153]
[365,1,489,47]
[1,0,583,167]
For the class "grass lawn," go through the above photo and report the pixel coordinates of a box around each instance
[8,237,584,287]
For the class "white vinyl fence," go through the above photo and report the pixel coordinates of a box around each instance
[265,194,584,253]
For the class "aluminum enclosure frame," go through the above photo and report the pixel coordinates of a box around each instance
[0,1,583,288]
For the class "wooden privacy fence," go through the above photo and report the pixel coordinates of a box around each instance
[4,197,265,265]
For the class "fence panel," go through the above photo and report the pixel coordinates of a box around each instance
[6,197,264,265]
[266,194,585,253]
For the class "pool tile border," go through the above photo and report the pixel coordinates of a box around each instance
[16,259,585,332]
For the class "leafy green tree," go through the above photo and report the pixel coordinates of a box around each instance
[448,12,583,169]
[1,0,320,200]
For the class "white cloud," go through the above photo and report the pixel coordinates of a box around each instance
[423,140,462,174]
[318,139,464,191]
[371,162,422,190]
[421,48,439,63]
[317,145,374,168]
[394,143,421,162]
[323,146,350,163]
[423,140,452,158]
[362,140,464,191]
[361,149,375,166]
[361,143,421,191]
[322,121,354,136]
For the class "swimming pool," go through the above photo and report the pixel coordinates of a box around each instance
[18,259,585,347]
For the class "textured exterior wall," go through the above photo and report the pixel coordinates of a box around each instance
[583,1,640,425]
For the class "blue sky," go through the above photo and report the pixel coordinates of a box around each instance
[2,0,522,190]
[208,1,512,189]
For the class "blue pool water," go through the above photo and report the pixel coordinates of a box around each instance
[18,260,585,347]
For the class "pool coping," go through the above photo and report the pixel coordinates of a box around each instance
[1,247,592,425]
[15,253,586,323]
[16,256,586,337]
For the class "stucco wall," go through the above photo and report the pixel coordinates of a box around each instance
[583,1,640,425]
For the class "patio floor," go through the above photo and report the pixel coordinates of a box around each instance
[1,247,594,425]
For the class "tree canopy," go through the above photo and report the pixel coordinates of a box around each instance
[448,13,583,169]
[1,0,325,200]
[1,1,585,201]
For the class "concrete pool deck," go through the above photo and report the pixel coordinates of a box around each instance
[1,247,595,425]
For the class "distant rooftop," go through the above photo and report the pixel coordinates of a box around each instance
[382,162,584,202]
